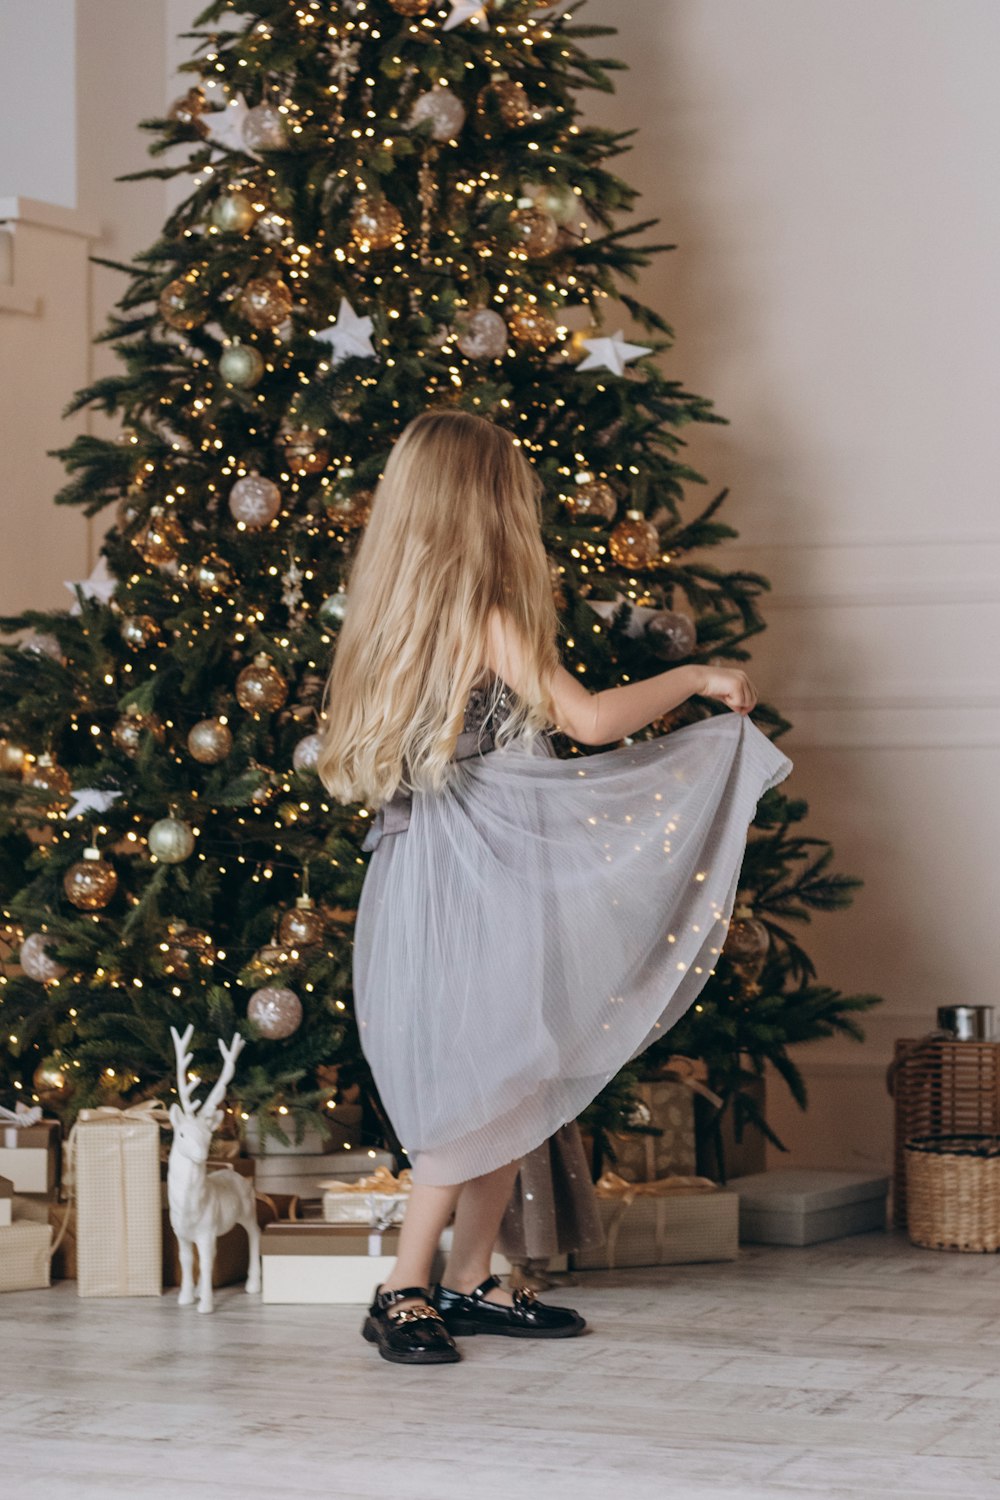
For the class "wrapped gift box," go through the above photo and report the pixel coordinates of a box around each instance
[0,1220,52,1291]
[729,1169,890,1246]
[71,1103,165,1298]
[320,1164,411,1227]
[0,1175,11,1229]
[581,1076,700,1184]
[0,1117,61,1195]
[262,1222,513,1304]
[569,1174,738,1270]
[251,1147,395,1199]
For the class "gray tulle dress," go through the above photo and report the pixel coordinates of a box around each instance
[353,673,793,1187]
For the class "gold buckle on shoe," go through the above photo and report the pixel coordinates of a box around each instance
[512,1286,537,1307]
[390,1305,445,1325]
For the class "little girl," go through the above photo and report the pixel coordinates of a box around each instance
[318,408,793,1365]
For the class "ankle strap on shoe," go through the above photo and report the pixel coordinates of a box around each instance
[469,1274,501,1301]
[375,1283,430,1307]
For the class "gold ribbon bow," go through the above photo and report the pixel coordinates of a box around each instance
[317,1164,412,1195]
[645,1054,724,1111]
[593,1169,718,1270]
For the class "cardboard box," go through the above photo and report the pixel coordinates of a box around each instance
[0,1219,52,1291]
[0,1118,60,1195]
[729,1169,890,1246]
[251,1148,395,1199]
[569,1187,739,1270]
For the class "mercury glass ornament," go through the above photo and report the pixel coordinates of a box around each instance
[565,478,617,523]
[410,85,467,142]
[325,487,372,531]
[0,739,27,775]
[158,276,205,332]
[280,428,330,475]
[112,709,163,759]
[609,510,661,569]
[161,922,215,979]
[229,473,281,529]
[510,206,558,258]
[526,179,580,224]
[20,632,63,662]
[248,942,290,980]
[456,308,508,360]
[723,905,771,968]
[210,191,258,233]
[192,552,234,595]
[19,932,67,983]
[120,615,158,649]
[248,985,303,1040]
[219,341,265,388]
[645,609,697,661]
[240,276,293,331]
[148,816,196,864]
[388,0,432,11]
[168,86,208,136]
[64,846,118,909]
[477,77,532,129]
[292,733,321,773]
[135,508,182,567]
[33,1056,71,1099]
[236,654,288,714]
[242,101,287,151]
[319,588,349,624]
[24,755,72,809]
[508,306,560,349]
[187,717,233,765]
[278,897,325,950]
[350,196,404,253]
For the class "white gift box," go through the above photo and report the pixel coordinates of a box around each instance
[0,1175,12,1229]
[0,1119,60,1195]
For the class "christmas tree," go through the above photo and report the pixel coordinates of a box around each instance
[0,0,878,1164]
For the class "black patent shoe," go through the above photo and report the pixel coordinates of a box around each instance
[431,1273,587,1338]
[361,1283,462,1364]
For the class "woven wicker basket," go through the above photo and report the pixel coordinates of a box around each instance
[905,1134,1000,1252]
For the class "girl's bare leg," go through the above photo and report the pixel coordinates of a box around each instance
[440,1157,523,1306]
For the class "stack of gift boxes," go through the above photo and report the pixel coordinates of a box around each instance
[0,1105,61,1291]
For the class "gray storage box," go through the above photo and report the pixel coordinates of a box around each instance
[728,1168,889,1246]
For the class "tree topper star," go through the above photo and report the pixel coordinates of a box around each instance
[312,298,376,367]
[576,329,652,376]
[443,0,489,31]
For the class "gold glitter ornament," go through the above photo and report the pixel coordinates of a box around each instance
[0,739,27,775]
[278,896,326,951]
[134,507,182,567]
[508,306,560,350]
[33,1056,71,1100]
[248,985,303,1040]
[158,276,206,331]
[112,708,164,759]
[279,428,330,475]
[160,922,215,979]
[211,191,258,234]
[168,87,208,136]
[24,754,72,810]
[236,654,288,714]
[187,718,233,764]
[723,905,771,968]
[219,340,265,388]
[248,942,291,980]
[325,487,372,531]
[240,276,293,331]
[609,510,661,569]
[477,77,532,130]
[120,615,158,649]
[192,552,234,595]
[148,815,196,864]
[64,845,118,910]
[565,477,617,522]
[350,196,404,252]
[388,0,432,12]
[510,206,558,259]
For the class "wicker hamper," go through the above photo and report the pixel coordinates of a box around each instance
[889,1038,1000,1228]
[905,1135,1000,1252]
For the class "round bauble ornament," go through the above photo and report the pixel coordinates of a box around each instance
[161,922,215,979]
[248,942,291,980]
[350,197,404,253]
[319,588,349,625]
[477,77,532,129]
[187,717,233,765]
[280,428,330,475]
[248,985,303,1040]
[158,276,206,332]
[24,755,72,809]
[325,487,372,532]
[609,510,661,569]
[20,932,67,983]
[0,739,27,775]
[565,477,617,523]
[20,632,63,662]
[168,86,208,136]
[120,615,158,649]
[236,654,288,714]
[409,85,467,142]
[135,508,182,567]
[192,552,234,595]
[387,0,432,11]
[645,609,697,662]
[456,307,508,361]
[278,897,325,951]
[508,306,560,350]
[525,179,579,225]
[240,276,293,331]
[292,733,321,774]
[112,708,164,759]
[242,101,287,152]
[34,1056,71,1101]
[219,340,265,388]
[64,846,118,910]
[148,816,196,864]
[211,190,258,234]
[229,472,281,529]
[723,905,770,967]
[510,206,558,258]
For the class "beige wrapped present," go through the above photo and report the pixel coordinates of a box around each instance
[319,1164,412,1227]
[67,1100,167,1298]
[0,1220,52,1291]
[569,1170,738,1270]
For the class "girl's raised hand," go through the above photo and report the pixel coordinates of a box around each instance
[698,665,758,716]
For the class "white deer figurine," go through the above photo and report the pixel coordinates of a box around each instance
[167,1024,261,1314]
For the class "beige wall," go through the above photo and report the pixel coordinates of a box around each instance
[3,1,999,1170]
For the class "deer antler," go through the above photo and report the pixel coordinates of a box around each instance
[170,1023,200,1116]
[200,1032,245,1118]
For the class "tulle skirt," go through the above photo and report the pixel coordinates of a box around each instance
[352,711,793,1186]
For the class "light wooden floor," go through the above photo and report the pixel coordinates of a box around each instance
[5,1231,1000,1500]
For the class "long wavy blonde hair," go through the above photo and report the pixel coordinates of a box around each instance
[316,408,561,808]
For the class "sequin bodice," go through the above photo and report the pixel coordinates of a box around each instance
[458,673,514,750]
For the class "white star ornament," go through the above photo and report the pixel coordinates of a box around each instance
[312,298,376,367]
[443,1,489,31]
[576,329,652,376]
[65,556,117,614]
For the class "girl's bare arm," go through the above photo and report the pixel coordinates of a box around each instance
[486,608,757,747]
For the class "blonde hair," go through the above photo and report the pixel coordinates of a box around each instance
[316,408,561,808]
